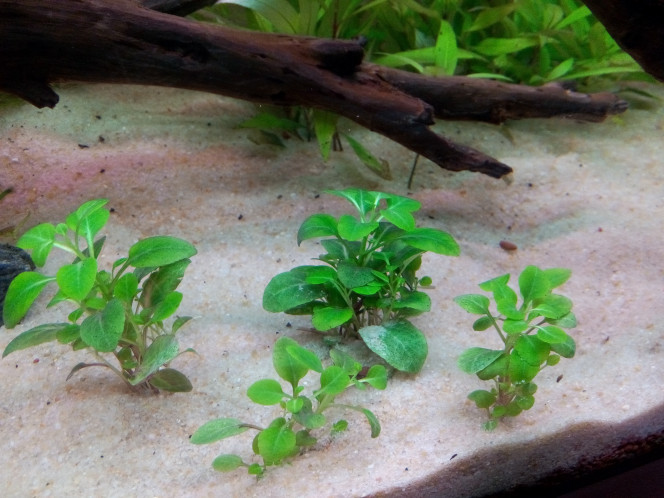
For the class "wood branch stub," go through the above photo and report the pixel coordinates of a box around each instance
[373,66,628,124]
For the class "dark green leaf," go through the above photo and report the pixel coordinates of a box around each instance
[468,389,496,409]
[297,213,338,245]
[149,368,193,392]
[359,320,428,373]
[262,269,324,312]
[344,134,391,180]
[550,335,576,358]
[113,273,138,302]
[337,262,375,289]
[361,408,381,438]
[129,334,180,385]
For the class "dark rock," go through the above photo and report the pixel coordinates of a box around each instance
[0,244,35,327]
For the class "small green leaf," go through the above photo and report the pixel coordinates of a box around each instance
[542,268,572,289]
[2,323,67,357]
[394,290,431,312]
[297,213,338,245]
[56,258,97,302]
[80,298,125,352]
[434,20,458,75]
[454,294,490,315]
[312,109,338,160]
[171,315,193,334]
[458,347,504,374]
[516,395,535,410]
[286,397,304,413]
[248,379,286,405]
[332,420,348,433]
[257,420,297,466]
[113,272,138,302]
[312,306,353,331]
[398,228,460,256]
[472,316,494,331]
[361,408,381,438]
[326,189,379,216]
[129,334,180,385]
[315,365,350,397]
[149,368,193,392]
[363,365,388,390]
[285,344,323,373]
[211,454,244,472]
[474,37,538,56]
[149,291,183,323]
[3,272,55,328]
[262,269,324,312]
[550,335,576,358]
[343,134,391,180]
[16,223,56,267]
[337,262,375,289]
[537,325,571,344]
[127,236,197,268]
[502,319,529,334]
[337,215,378,241]
[518,265,550,303]
[191,418,249,445]
[330,349,361,375]
[468,389,496,409]
[359,320,428,373]
[273,337,309,389]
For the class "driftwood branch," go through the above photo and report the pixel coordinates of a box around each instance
[0,0,628,179]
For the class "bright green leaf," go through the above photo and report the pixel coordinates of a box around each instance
[458,347,503,374]
[56,258,97,302]
[2,322,68,357]
[16,223,56,267]
[80,298,125,352]
[3,272,55,328]
[398,228,460,256]
[211,454,245,472]
[454,294,490,315]
[128,236,197,268]
[190,418,249,444]
[248,379,286,405]
[359,320,428,373]
[297,213,338,245]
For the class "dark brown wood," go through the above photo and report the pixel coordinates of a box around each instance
[0,0,628,179]
[582,0,664,82]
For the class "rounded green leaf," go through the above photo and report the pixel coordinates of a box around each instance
[454,294,490,314]
[212,454,244,472]
[359,320,428,373]
[297,213,338,245]
[399,228,460,256]
[364,365,387,390]
[257,423,297,466]
[3,272,55,328]
[508,350,540,382]
[2,322,67,358]
[56,258,97,302]
[458,347,503,374]
[149,368,193,392]
[312,306,353,331]
[514,335,550,366]
[80,298,125,352]
[516,395,535,410]
[263,269,324,312]
[190,418,249,445]
[316,365,350,397]
[248,379,286,405]
[468,389,496,409]
[127,236,197,268]
[285,344,323,373]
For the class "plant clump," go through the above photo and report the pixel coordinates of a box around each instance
[263,188,459,373]
[455,265,577,430]
[191,336,386,477]
[2,199,197,393]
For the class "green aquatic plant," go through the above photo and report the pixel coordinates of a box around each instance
[262,188,459,373]
[2,199,197,393]
[191,336,386,477]
[455,265,577,430]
